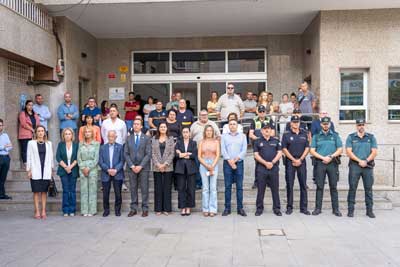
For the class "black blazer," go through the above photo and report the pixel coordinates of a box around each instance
[174,138,197,175]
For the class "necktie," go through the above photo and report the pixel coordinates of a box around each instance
[135,134,140,150]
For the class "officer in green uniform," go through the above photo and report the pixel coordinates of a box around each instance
[310,117,343,216]
[345,119,378,218]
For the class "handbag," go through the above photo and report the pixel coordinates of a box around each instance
[48,176,58,198]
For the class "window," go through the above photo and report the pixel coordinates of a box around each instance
[389,70,400,120]
[339,70,368,121]
[228,50,265,72]
[172,52,225,73]
[8,60,29,84]
[133,53,169,74]
[132,84,170,106]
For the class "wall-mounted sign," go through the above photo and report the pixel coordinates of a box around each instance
[119,66,129,73]
[120,73,127,83]
[109,87,125,100]
[108,73,116,79]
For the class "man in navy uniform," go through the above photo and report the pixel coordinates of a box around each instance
[253,124,282,216]
[345,119,378,218]
[282,115,310,215]
[310,117,343,216]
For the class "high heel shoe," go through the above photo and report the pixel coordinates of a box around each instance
[41,213,47,220]
[34,214,41,220]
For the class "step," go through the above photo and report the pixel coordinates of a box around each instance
[0,196,392,212]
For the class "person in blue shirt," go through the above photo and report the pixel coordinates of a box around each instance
[310,117,343,217]
[311,111,335,136]
[33,94,52,133]
[345,119,378,218]
[221,119,247,217]
[148,100,167,130]
[81,97,101,126]
[57,92,79,137]
[176,99,194,128]
[0,119,12,199]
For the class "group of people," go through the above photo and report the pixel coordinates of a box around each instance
[0,81,378,220]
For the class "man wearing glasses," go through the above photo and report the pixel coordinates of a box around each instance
[216,84,245,123]
[345,119,378,218]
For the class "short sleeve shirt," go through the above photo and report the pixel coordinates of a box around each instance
[311,130,343,156]
[176,109,194,127]
[297,91,316,114]
[345,132,377,160]
[253,136,281,172]
[149,109,167,127]
[250,117,275,138]
[281,129,309,158]
[124,101,139,120]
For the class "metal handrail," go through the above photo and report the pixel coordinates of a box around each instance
[0,0,52,31]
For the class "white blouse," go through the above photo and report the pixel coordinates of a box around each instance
[66,144,73,166]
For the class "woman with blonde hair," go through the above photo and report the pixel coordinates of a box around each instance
[26,125,53,219]
[77,126,100,216]
[207,91,219,120]
[198,125,220,217]
[56,128,79,216]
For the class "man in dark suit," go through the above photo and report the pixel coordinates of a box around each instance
[124,118,152,217]
[99,130,125,217]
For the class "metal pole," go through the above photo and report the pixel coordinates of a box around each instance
[393,147,396,187]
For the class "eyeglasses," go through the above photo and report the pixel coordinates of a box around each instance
[258,111,265,113]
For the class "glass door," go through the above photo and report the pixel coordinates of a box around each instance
[172,82,198,115]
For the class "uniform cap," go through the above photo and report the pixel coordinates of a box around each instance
[321,117,331,124]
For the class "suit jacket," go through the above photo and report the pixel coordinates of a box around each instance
[174,138,198,175]
[26,140,53,180]
[98,143,125,182]
[124,132,151,170]
[152,136,175,172]
[56,142,79,177]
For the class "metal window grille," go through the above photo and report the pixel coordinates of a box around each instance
[7,60,29,84]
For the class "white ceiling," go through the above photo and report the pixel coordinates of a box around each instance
[42,0,400,38]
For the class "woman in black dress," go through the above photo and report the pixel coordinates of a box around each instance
[175,127,197,216]
[26,125,53,219]
[166,109,181,140]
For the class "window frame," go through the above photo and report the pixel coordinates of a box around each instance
[339,69,369,122]
[388,68,400,121]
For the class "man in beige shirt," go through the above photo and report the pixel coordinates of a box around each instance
[190,110,220,143]
[216,84,245,122]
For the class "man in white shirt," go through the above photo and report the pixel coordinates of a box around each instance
[101,106,127,145]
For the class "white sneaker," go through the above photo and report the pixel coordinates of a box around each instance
[122,183,129,192]
[63,214,68,217]
[87,214,93,217]
[83,214,88,217]
[69,213,75,217]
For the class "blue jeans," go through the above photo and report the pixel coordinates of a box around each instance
[223,160,244,211]
[60,173,77,214]
[200,158,218,213]
[125,120,133,131]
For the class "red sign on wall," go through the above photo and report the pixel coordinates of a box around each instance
[108,73,116,79]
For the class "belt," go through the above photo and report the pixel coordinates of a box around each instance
[0,154,9,158]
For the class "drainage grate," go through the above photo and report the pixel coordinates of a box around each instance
[258,229,286,237]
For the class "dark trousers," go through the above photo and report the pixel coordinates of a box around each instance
[0,155,10,197]
[223,160,244,211]
[102,178,123,213]
[19,138,31,164]
[154,171,172,212]
[347,162,374,211]
[285,160,308,211]
[195,157,202,188]
[256,168,281,212]
[128,169,149,212]
[176,170,196,209]
[60,173,77,214]
[315,160,339,210]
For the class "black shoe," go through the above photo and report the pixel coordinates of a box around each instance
[333,210,342,217]
[0,195,12,200]
[366,210,376,218]
[347,210,354,217]
[115,211,121,217]
[312,209,321,216]
[102,210,110,217]
[274,210,282,216]
[237,209,247,217]
[285,208,293,215]
[300,210,311,215]
[255,210,263,216]
[252,182,257,189]
[222,209,231,216]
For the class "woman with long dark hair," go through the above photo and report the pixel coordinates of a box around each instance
[19,100,40,166]
[151,122,175,215]
[100,100,110,121]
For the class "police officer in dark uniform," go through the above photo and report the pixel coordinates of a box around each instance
[285,109,309,133]
[345,119,378,218]
[249,105,276,189]
[253,124,282,216]
[282,115,310,215]
[310,117,343,216]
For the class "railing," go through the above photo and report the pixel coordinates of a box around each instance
[0,0,52,31]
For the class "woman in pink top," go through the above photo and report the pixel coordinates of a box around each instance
[18,100,40,165]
